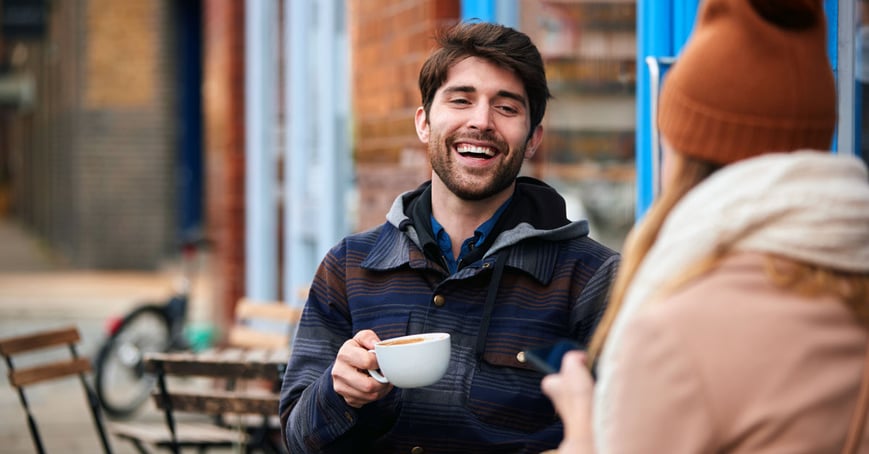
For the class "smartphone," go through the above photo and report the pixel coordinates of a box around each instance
[521,339,584,375]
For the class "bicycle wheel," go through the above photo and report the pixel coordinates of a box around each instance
[94,305,171,419]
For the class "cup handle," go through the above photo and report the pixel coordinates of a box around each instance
[366,349,389,384]
[367,368,389,383]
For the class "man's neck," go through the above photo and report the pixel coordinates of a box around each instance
[430,178,515,258]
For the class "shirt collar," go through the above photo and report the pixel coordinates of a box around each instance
[431,197,512,271]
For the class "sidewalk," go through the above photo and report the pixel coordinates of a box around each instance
[0,217,223,453]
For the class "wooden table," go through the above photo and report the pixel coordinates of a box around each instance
[147,347,290,416]
[147,347,290,380]
[112,347,291,453]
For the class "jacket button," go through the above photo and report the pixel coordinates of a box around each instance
[432,295,445,307]
[516,351,526,363]
[411,447,424,454]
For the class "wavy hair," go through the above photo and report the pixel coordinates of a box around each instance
[418,22,552,136]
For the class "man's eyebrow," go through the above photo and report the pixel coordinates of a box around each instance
[442,85,527,106]
[496,90,527,106]
[442,85,476,95]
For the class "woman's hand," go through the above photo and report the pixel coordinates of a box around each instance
[541,350,596,453]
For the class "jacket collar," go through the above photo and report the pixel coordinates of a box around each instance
[360,223,570,286]
[368,177,592,285]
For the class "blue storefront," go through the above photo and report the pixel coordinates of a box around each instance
[462,0,864,219]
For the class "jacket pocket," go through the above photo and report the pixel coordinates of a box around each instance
[355,311,412,341]
[466,334,559,433]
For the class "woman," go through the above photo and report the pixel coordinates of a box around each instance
[541,0,869,452]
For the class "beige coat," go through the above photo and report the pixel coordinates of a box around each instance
[600,252,868,453]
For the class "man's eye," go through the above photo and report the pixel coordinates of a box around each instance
[497,105,519,115]
[450,98,471,105]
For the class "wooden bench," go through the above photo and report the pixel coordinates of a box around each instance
[111,299,301,453]
[0,326,114,454]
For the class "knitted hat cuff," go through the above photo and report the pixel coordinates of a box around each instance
[659,84,836,164]
[656,0,836,165]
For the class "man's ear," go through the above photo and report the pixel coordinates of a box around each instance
[524,124,544,159]
[414,107,430,143]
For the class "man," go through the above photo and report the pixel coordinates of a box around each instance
[280,22,620,453]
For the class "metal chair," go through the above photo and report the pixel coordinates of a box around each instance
[0,326,113,453]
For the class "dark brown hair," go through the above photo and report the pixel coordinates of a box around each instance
[418,22,552,134]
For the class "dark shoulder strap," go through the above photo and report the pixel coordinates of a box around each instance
[474,252,509,364]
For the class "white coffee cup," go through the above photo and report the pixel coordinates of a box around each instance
[367,332,450,388]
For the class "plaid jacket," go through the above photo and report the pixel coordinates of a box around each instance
[280,179,620,453]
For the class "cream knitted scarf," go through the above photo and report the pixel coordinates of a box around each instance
[594,151,869,451]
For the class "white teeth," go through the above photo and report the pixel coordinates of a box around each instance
[456,144,495,157]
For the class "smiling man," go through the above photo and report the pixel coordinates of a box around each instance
[279,22,620,454]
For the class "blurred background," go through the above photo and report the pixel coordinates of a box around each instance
[0,0,865,372]
[0,0,866,452]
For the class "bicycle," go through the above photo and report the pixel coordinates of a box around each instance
[93,236,212,419]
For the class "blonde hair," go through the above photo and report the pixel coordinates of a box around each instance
[588,154,869,366]
[588,154,717,364]
[765,256,869,323]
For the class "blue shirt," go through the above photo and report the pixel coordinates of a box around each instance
[431,198,512,274]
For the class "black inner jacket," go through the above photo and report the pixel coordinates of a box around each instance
[399,176,572,272]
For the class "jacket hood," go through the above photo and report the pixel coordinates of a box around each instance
[385,176,590,256]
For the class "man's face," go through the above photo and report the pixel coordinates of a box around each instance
[415,57,543,201]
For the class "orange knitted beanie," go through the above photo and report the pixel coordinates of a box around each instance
[657,0,837,165]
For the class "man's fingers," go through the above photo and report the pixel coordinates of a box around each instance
[332,332,392,407]
[353,329,381,350]
[336,337,379,371]
[332,363,383,407]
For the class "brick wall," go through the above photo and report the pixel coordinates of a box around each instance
[8,0,177,268]
[349,0,459,231]
[77,0,176,268]
[203,1,245,326]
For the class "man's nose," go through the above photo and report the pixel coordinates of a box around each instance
[467,104,494,131]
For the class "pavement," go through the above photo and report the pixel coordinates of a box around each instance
[0,217,232,453]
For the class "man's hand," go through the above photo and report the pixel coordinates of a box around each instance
[332,329,393,408]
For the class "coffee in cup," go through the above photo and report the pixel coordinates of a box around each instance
[367,332,450,388]
[378,336,425,347]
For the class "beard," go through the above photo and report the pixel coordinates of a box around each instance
[428,129,527,201]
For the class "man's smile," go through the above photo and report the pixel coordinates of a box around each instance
[455,143,496,159]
